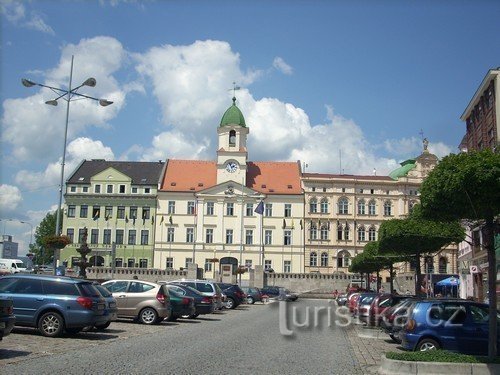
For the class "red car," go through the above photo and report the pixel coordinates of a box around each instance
[347,293,361,314]
[368,294,415,326]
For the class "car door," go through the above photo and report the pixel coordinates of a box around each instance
[0,278,44,324]
[462,304,491,355]
[126,282,156,315]
[104,281,130,316]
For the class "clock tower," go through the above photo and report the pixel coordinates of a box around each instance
[217,97,249,185]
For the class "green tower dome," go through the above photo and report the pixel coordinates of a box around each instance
[389,159,416,180]
[220,97,246,127]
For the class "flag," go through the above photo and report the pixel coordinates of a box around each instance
[105,213,110,221]
[169,214,173,225]
[93,211,100,221]
[300,219,303,230]
[282,219,286,229]
[125,215,129,224]
[160,216,164,225]
[291,219,295,229]
[132,216,136,226]
[318,220,321,228]
[151,216,154,225]
[254,201,264,215]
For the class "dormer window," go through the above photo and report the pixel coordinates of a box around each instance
[229,130,236,146]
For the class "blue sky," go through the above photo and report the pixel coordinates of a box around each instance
[1,0,499,255]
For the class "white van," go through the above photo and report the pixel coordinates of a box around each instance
[0,259,27,274]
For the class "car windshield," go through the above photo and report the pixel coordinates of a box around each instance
[360,296,375,305]
[15,261,25,268]
[78,283,101,297]
[94,284,112,297]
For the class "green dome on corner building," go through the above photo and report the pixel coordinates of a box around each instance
[389,159,416,180]
[220,97,246,127]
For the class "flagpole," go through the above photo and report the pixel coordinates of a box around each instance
[160,215,164,270]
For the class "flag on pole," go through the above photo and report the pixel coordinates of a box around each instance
[125,215,129,224]
[254,201,264,215]
[282,219,286,229]
[151,216,154,225]
[169,215,173,225]
[93,211,100,221]
[160,215,164,225]
[291,219,295,229]
[300,219,303,230]
[105,213,110,221]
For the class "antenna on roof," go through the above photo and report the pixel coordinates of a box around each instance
[228,82,241,103]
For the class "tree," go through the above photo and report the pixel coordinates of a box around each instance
[378,216,464,296]
[419,149,500,359]
[32,210,63,265]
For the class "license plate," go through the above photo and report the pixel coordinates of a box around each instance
[97,304,105,310]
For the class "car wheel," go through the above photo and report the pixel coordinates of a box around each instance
[95,321,111,331]
[38,312,64,337]
[226,297,235,309]
[247,296,255,304]
[417,338,440,351]
[389,333,401,344]
[138,307,159,325]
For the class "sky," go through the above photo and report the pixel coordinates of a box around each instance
[1,0,499,256]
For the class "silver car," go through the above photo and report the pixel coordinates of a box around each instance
[102,280,170,324]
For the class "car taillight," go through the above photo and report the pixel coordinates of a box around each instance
[76,296,93,309]
[406,319,416,331]
[156,292,166,304]
[201,296,212,304]
[182,297,191,305]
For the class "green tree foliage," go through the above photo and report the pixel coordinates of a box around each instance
[32,210,61,265]
[419,149,500,359]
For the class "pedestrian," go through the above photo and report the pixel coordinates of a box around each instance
[333,289,339,299]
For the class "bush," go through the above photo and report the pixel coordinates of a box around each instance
[386,350,500,364]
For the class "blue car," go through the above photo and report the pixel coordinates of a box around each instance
[400,299,500,355]
[0,274,107,337]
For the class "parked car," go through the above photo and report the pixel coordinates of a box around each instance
[0,274,107,337]
[400,299,500,355]
[92,283,118,330]
[242,287,263,304]
[367,294,414,326]
[169,280,223,310]
[215,283,246,309]
[380,298,420,343]
[163,283,215,318]
[0,259,27,273]
[356,293,377,322]
[102,280,170,325]
[347,293,361,314]
[165,288,195,321]
[0,298,16,340]
[260,286,298,301]
[336,293,348,306]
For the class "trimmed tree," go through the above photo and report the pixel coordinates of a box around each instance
[419,149,500,359]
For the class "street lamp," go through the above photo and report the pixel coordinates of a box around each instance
[22,55,113,270]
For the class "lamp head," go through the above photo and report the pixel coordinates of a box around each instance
[99,99,113,107]
[45,100,58,106]
[83,78,96,87]
[22,78,36,87]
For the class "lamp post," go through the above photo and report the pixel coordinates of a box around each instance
[22,55,113,271]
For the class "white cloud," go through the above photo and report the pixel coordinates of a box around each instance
[15,137,115,190]
[1,0,25,22]
[2,36,125,162]
[0,184,22,212]
[383,137,454,161]
[273,57,293,75]
[0,1,54,35]
[24,11,54,35]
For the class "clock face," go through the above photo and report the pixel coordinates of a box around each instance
[226,162,238,173]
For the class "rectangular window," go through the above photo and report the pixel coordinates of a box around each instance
[226,229,233,244]
[78,229,86,243]
[265,230,272,245]
[284,260,291,273]
[264,260,272,271]
[131,187,138,194]
[186,228,194,243]
[185,258,193,268]
[168,201,175,214]
[144,188,151,194]
[206,202,214,215]
[91,229,99,244]
[206,228,214,244]
[337,226,343,241]
[92,206,101,220]
[265,203,273,217]
[67,205,76,218]
[119,185,126,194]
[94,184,101,194]
[66,228,74,242]
[103,229,112,244]
[204,259,212,272]
[245,259,253,269]
[127,258,135,267]
[245,229,253,245]
[117,206,125,219]
[107,184,113,194]
[246,203,254,216]
[226,202,234,216]
[82,186,89,193]
[142,207,150,220]
[105,206,113,220]
[80,205,88,218]
[284,230,292,245]
[128,230,136,245]
[141,230,149,245]
[284,204,292,217]
[187,201,195,215]
[167,227,175,242]
[139,259,148,268]
[70,186,76,192]
[115,258,123,267]
[130,206,138,220]
[166,257,173,269]
[115,229,124,244]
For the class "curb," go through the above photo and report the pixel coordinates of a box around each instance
[379,354,500,375]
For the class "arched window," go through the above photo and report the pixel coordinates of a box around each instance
[229,130,236,146]
[309,198,317,213]
[357,226,366,242]
[310,224,317,240]
[310,252,317,267]
[337,251,350,268]
[384,201,392,216]
[368,226,376,241]
[320,224,328,240]
[338,197,349,214]
[409,200,417,214]
[368,200,376,215]
[321,252,328,267]
[89,255,105,267]
[357,199,365,215]
[320,198,328,213]
[425,256,434,274]
[337,224,343,240]
[344,224,350,240]
[438,257,447,274]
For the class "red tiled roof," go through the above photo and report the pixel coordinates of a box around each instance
[160,159,302,195]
